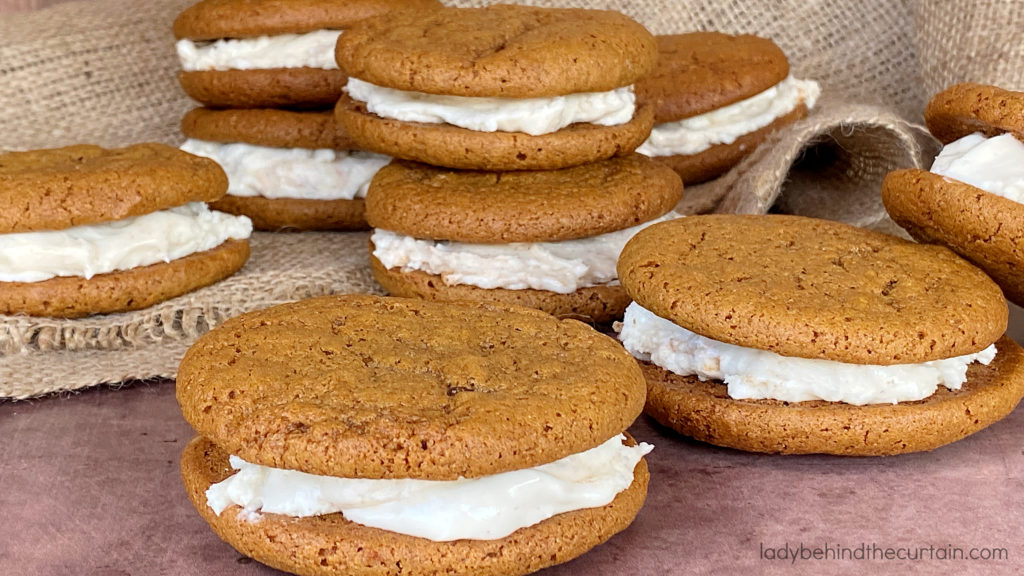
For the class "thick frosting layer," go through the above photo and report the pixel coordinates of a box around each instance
[206,434,652,542]
[180,140,390,200]
[345,77,636,136]
[0,203,252,283]
[930,132,1024,202]
[371,213,676,293]
[637,76,821,157]
[176,30,342,71]
[618,302,996,406]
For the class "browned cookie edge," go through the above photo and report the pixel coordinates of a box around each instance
[182,435,649,576]
[642,335,1024,455]
[0,239,249,318]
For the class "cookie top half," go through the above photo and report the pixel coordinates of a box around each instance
[366,154,682,242]
[177,295,646,480]
[335,4,658,98]
[636,32,790,124]
[618,215,1007,365]
[174,0,441,41]
[924,83,1024,144]
[0,143,227,234]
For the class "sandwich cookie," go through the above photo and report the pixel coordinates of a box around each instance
[882,83,1024,304]
[616,214,1024,455]
[635,33,820,191]
[334,4,658,171]
[0,143,252,318]
[366,154,683,323]
[174,0,440,108]
[181,107,390,230]
[177,294,651,576]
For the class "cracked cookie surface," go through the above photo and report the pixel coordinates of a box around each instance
[0,143,226,233]
[365,155,681,243]
[335,4,657,97]
[176,294,646,479]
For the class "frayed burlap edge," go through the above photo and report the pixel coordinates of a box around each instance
[0,232,383,399]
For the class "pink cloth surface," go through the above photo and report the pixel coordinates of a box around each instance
[1,380,1021,576]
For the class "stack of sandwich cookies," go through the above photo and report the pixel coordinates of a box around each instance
[174,0,439,108]
[0,143,252,318]
[366,155,683,323]
[178,295,651,576]
[882,83,1024,304]
[334,4,658,171]
[181,107,390,230]
[635,33,819,204]
[617,214,1024,455]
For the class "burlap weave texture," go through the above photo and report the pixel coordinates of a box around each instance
[0,0,1022,397]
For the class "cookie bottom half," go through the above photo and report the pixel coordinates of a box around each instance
[643,335,1024,455]
[212,196,367,232]
[182,435,650,576]
[0,238,250,318]
[370,255,630,324]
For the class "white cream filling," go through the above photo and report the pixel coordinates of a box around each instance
[371,213,677,294]
[0,203,252,283]
[206,434,652,542]
[176,30,342,71]
[930,132,1024,202]
[618,302,996,406]
[180,140,391,201]
[636,76,821,157]
[345,77,636,136]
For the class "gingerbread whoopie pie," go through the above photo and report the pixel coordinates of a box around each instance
[882,83,1024,305]
[174,0,440,108]
[334,4,658,170]
[365,154,683,323]
[180,107,390,230]
[616,214,1024,456]
[0,143,252,318]
[635,33,820,190]
[177,294,651,576]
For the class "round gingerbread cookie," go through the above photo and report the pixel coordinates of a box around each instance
[335,96,655,171]
[924,83,1024,144]
[335,4,657,98]
[182,108,356,150]
[365,155,682,243]
[0,143,226,234]
[642,335,1024,455]
[369,254,631,324]
[211,195,366,231]
[176,294,647,479]
[617,214,1007,364]
[178,67,348,109]
[181,435,649,576]
[0,239,249,318]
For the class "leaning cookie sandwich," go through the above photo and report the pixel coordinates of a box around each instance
[883,82,1024,305]
[178,295,652,576]
[616,214,1024,455]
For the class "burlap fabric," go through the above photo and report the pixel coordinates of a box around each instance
[0,0,1021,398]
